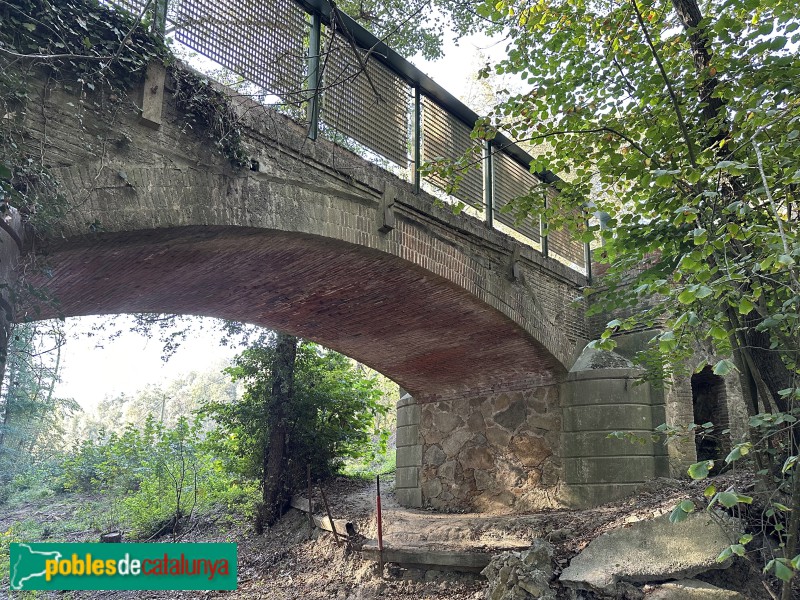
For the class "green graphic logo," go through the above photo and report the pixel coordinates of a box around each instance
[9,543,237,590]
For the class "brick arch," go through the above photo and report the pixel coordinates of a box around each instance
[21,64,588,390]
[30,225,567,399]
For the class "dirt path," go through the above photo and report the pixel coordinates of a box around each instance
[0,472,765,599]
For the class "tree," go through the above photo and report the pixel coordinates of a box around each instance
[0,321,76,483]
[203,336,388,531]
[456,0,799,593]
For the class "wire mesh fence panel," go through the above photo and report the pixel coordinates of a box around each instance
[548,220,586,270]
[176,0,309,105]
[493,150,541,244]
[320,31,410,166]
[422,97,483,207]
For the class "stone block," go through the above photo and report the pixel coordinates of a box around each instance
[562,431,656,458]
[395,424,419,447]
[397,444,423,467]
[395,466,419,489]
[561,376,651,407]
[565,456,657,485]
[395,487,422,508]
[397,404,421,427]
[562,404,655,432]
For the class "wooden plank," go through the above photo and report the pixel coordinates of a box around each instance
[314,515,356,538]
[290,496,355,537]
[290,496,312,513]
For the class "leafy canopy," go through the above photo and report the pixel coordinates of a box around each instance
[202,340,388,481]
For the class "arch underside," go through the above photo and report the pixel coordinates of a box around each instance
[29,226,565,400]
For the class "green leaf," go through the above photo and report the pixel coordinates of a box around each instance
[688,460,713,480]
[712,359,736,376]
[725,442,751,463]
[709,325,728,340]
[679,500,695,513]
[669,503,690,523]
[738,297,754,314]
[704,484,717,498]
[716,491,739,508]
[773,559,794,582]
[0,164,11,179]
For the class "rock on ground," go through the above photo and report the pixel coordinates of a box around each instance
[559,511,740,594]
[481,539,555,599]
[645,579,747,599]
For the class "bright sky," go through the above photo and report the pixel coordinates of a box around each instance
[52,22,507,413]
[54,316,240,410]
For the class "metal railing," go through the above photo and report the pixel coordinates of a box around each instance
[109,0,591,277]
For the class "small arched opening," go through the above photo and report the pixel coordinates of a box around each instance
[691,366,730,463]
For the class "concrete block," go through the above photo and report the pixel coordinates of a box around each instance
[562,431,656,458]
[562,405,654,432]
[397,404,421,427]
[395,466,419,489]
[561,377,651,407]
[396,393,415,408]
[395,487,422,508]
[396,424,419,447]
[140,62,166,128]
[397,444,423,467]
[565,456,656,485]
[561,482,641,508]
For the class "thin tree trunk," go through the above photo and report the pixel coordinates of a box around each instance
[257,332,298,533]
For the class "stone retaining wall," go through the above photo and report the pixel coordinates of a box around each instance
[417,387,563,511]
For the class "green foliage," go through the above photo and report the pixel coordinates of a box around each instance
[457,0,800,590]
[56,415,252,538]
[170,68,248,167]
[0,321,76,484]
[336,0,486,60]
[203,340,389,482]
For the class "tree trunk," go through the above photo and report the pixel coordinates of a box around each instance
[257,332,298,533]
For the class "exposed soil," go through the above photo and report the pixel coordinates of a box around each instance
[0,472,776,599]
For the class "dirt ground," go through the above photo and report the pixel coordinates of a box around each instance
[0,473,778,599]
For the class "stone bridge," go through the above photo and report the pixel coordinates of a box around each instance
[2,61,679,510]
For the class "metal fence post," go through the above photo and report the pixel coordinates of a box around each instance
[584,240,592,282]
[306,12,321,140]
[412,87,421,193]
[151,0,168,37]
[540,195,549,258]
[483,140,493,227]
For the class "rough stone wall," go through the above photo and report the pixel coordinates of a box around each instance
[418,387,562,512]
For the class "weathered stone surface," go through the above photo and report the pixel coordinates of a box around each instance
[559,511,741,594]
[510,435,551,467]
[433,411,464,434]
[647,579,746,600]
[421,478,442,498]
[424,445,446,467]
[438,460,457,481]
[482,541,555,600]
[419,389,563,512]
[495,401,527,432]
[460,446,494,471]
[441,430,474,457]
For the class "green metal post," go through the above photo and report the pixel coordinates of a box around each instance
[540,195,549,258]
[412,87,421,193]
[483,140,493,227]
[151,0,168,37]
[584,216,592,282]
[307,13,321,140]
